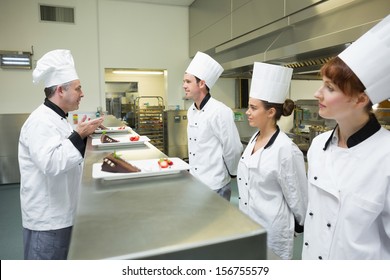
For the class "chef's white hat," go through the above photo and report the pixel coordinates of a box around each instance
[338,15,390,104]
[32,49,79,88]
[185,51,223,89]
[249,62,293,103]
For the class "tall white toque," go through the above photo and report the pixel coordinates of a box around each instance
[185,51,224,89]
[338,15,390,104]
[249,62,293,104]
[33,49,79,88]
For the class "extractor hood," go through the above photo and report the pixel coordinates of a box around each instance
[208,0,389,80]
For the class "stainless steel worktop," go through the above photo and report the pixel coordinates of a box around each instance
[68,118,266,260]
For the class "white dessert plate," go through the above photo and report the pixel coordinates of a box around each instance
[94,126,132,134]
[92,157,190,180]
[92,135,150,148]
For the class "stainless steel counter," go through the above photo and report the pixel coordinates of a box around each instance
[68,118,266,260]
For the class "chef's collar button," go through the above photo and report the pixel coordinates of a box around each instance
[238,197,241,199]
[309,212,313,216]
[318,256,323,260]
[304,242,308,246]
[238,177,241,180]
[314,176,318,180]
[241,156,244,159]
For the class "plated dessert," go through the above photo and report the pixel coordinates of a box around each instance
[101,152,140,173]
[101,133,119,143]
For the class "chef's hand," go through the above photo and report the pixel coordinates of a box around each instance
[75,115,104,139]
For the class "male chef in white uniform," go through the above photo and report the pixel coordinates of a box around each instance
[183,51,243,200]
[18,49,103,259]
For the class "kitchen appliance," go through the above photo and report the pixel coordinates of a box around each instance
[163,109,188,160]
[105,92,124,119]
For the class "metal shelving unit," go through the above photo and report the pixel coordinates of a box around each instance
[134,96,165,152]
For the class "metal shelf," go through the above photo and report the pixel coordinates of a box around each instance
[134,96,165,152]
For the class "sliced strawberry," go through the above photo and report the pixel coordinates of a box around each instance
[158,160,169,168]
[130,135,140,141]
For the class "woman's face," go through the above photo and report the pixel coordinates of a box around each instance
[314,75,357,121]
[246,98,270,128]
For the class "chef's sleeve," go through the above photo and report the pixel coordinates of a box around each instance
[279,144,308,227]
[214,107,243,176]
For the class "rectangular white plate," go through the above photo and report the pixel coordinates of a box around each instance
[94,126,132,134]
[91,135,150,148]
[92,157,190,180]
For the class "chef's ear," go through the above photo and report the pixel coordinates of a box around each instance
[198,79,207,89]
[267,107,276,119]
[356,92,370,108]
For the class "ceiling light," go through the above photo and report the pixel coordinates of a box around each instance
[112,70,164,75]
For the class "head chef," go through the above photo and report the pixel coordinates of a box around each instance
[32,49,84,114]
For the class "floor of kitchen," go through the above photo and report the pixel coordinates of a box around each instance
[0,180,302,260]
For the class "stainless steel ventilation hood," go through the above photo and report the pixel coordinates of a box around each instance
[208,0,390,80]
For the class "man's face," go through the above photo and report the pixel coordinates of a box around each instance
[60,79,84,112]
[182,73,200,100]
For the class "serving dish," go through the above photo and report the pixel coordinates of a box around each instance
[92,157,190,180]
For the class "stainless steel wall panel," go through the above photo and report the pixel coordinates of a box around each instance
[0,114,29,185]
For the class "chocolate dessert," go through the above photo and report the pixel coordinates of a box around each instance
[101,153,141,173]
[100,133,119,143]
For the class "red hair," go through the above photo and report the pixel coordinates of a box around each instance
[320,57,366,97]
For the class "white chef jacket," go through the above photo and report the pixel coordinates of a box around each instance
[302,117,390,260]
[18,103,84,231]
[237,128,308,260]
[187,96,242,190]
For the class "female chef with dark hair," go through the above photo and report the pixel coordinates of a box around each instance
[302,15,390,259]
[237,62,308,260]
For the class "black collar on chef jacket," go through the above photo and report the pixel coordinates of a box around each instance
[251,126,280,149]
[194,93,211,110]
[44,98,68,119]
[323,113,381,151]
